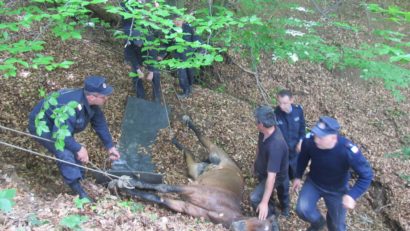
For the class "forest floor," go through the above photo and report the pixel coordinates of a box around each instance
[1,1,410,231]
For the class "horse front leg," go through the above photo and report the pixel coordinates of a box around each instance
[128,179,185,193]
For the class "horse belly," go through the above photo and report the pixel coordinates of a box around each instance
[197,168,244,197]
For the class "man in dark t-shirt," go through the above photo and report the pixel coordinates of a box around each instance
[250,105,289,220]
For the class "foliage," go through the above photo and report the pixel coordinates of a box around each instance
[224,1,410,101]
[385,146,410,160]
[214,84,226,93]
[0,0,84,77]
[34,91,78,151]
[367,4,410,24]
[400,174,410,184]
[74,197,91,209]
[27,213,49,226]
[118,200,144,213]
[106,0,260,70]
[0,188,16,213]
[1,0,259,150]
[60,214,88,231]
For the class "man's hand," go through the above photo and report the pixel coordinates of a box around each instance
[146,71,154,81]
[296,140,302,153]
[292,178,302,192]
[256,202,269,220]
[77,146,89,164]
[342,194,356,209]
[108,147,121,161]
[137,68,144,79]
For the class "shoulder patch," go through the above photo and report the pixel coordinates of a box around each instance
[346,143,359,154]
[351,146,359,154]
[295,104,303,109]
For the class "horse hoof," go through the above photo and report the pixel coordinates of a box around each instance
[182,115,191,124]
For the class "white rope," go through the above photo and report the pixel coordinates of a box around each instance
[108,175,135,189]
[159,77,173,137]
[0,124,53,143]
[0,139,120,179]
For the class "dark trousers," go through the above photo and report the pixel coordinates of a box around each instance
[132,71,161,101]
[296,177,347,231]
[28,123,84,185]
[177,68,195,94]
[250,174,290,215]
[289,150,298,180]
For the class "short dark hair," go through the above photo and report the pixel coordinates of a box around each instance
[277,89,293,98]
[254,105,277,128]
[170,13,182,20]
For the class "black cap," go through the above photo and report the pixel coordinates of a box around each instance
[84,76,113,96]
[311,116,340,137]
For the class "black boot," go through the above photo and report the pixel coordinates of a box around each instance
[177,92,189,99]
[306,216,326,231]
[281,206,290,218]
[69,181,90,200]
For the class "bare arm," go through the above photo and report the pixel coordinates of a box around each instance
[257,172,276,220]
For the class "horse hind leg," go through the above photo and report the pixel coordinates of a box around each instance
[182,115,229,164]
[170,138,209,179]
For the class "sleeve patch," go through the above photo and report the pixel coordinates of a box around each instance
[351,146,359,154]
[77,104,82,111]
[347,143,359,154]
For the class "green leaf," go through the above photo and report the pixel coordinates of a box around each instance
[49,97,58,106]
[27,213,49,226]
[58,60,74,68]
[74,197,91,209]
[390,54,410,63]
[214,55,223,62]
[55,139,65,151]
[0,199,13,213]
[0,189,16,200]
[60,215,88,229]
[0,189,16,213]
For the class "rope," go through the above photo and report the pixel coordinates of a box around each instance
[0,139,120,179]
[0,124,144,192]
[0,124,53,143]
[159,77,174,139]
[108,175,135,189]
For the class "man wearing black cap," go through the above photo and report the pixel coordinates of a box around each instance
[28,76,121,200]
[250,105,289,220]
[292,116,373,231]
[122,0,163,103]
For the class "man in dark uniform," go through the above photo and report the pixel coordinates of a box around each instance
[274,89,306,216]
[122,0,163,102]
[292,116,373,231]
[250,105,289,220]
[28,76,121,200]
[171,16,203,99]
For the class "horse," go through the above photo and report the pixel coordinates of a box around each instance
[110,116,279,231]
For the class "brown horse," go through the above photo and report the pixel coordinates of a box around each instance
[112,116,279,231]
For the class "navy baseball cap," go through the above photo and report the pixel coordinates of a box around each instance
[311,116,340,137]
[84,76,113,96]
